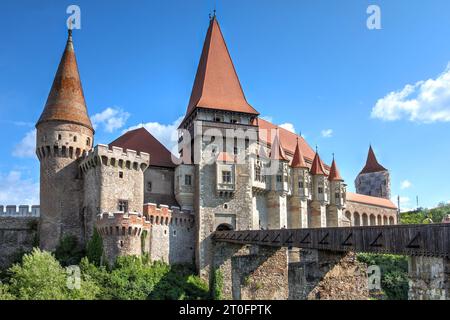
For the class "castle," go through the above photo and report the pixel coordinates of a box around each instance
[1,17,398,276]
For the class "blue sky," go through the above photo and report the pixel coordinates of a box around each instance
[0,0,449,210]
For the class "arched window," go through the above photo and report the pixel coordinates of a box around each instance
[86,137,91,147]
[389,216,395,225]
[377,215,382,225]
[362,213,368,226]
[369,214,376,226]
[354,212,361,226]
[383,216,388,225]
[345,211,352,224]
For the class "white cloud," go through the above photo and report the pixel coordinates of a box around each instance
[399,196,410,204]
[371,64,450,123]
[91,107,130,133]
[12,129,36,158]
[401,180,412,190]
[124,116,183,155]
[279,123,296,133]
[0,170,39,205]
[321,129,333,138]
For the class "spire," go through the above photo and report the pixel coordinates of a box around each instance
[270,131,289,162]
[36,30,93,131]
[182,16,258,123]
[291,137,308,168]
[310,150,326,176]
[360,145,387,174]
[328,156,343,181]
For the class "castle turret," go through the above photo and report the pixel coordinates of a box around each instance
[96,212,151,266]
[355,146,391,199]
[36,30,94,251]
[267,133,289,229]
[326,157,346,227]
[309,150,329,227]
[288,138,310,228]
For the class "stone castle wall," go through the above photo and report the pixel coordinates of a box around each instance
[143,203,195,265]
[0,212,39,269]
[345,201,397,226]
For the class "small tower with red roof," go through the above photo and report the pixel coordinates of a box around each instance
[355,146,391,199]
[267,133,289,229]
[326,156,347,227]
[309,149,329,227]
[288,138,311,228]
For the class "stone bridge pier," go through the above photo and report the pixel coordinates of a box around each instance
[408,256,449,300]
[211,242,369,300]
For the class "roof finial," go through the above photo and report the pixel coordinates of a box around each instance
[315,145,318,153]
[68,19,73,41]
[332,152,335,160]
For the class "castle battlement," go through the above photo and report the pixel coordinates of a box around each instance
[80,144,150,173]
[0,205,40,217]
[143,203,194,227]
[96,211,151,237]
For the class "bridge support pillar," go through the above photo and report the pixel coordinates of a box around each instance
[211,242,288,300]
[288,249,369,300]
[408,256,449,300]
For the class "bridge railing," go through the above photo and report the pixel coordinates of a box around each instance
[213,224,450,258]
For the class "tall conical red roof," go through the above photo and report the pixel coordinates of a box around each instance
[360,146,387,174]
[328,158,343,181]
[310,151,327,176]
[270,133,289,162]
[36,31,93,131]
[291,138,308,168]
[182,17,258,125]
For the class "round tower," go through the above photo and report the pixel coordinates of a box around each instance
[96,212,151,266]
[36,30,94,251]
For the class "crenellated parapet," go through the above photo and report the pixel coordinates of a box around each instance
[96,211,151,265]
[143,203,194,227]
[80,144,149,174]
[0,205,40,217]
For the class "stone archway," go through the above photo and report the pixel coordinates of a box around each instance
[354,212,361,226]
[216,223,234,231]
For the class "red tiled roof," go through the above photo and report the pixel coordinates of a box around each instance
[110,127,176,168]
[360,146,387,174]
[269,133,289,161]
[328,159,343,181]
[347,192,397,209]
[310,152,327,176]
[182,17,258,125]
[256,118,318,166]
[36,31,93,131]
[291,138,308,168]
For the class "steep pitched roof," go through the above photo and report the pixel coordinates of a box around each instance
[347,192,397,209]
[110,127,176,168]
[182,17,258,123]
[291,138,308,168]
[36,31,93,131]
[328,158,343,181]
[256,118,317,166]
[269,133,289,161]
[360,146,387,174]
[310,151,327,176]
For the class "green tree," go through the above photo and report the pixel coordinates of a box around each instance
[54,235,85,266]
[86,229,104,266]
[7,248,99,300]
[0,283,15,300]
